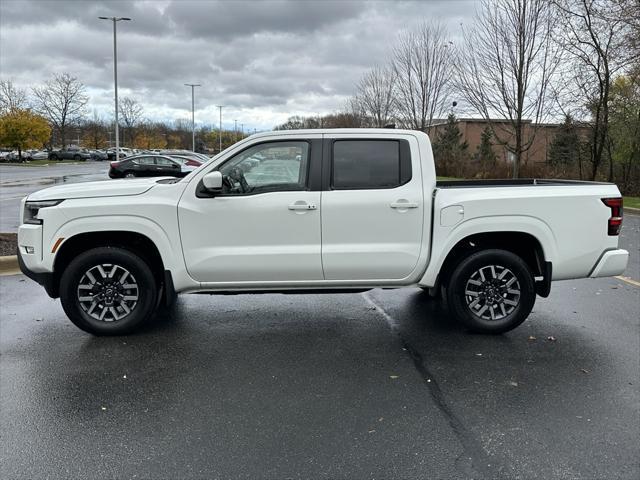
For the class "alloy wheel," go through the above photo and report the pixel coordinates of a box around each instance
[77,263,139,322]
[464,264,520,321]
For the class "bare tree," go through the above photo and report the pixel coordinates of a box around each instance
[354,65,397,127]
[32,73,88,148]
[553,0,632,180]
[119,97,144,146]
[619,0,640,58]
[83,110,108,149]
[0,79,28,113]
[455,0,560,178]
[392,22,453,131]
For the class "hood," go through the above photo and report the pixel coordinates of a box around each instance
[27,177,168,201]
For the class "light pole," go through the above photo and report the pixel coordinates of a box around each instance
[234,119,238,143]
[216,105,224,153]
[99,16,131,163]
[240,123,244,139]
[184,83,201,152]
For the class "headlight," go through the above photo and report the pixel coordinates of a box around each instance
[23,200,63,225]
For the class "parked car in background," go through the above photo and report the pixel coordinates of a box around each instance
[166,154,204,167]
[160,150,210,162]
[5,151,28,162]
[106,147,134,160]
[108,154,194,178]
[88,149,108,161]
[30,150,49,160]
[49,147,91,161]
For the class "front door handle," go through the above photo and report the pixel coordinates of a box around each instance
[390,200,419,209]
[288,202,317,211]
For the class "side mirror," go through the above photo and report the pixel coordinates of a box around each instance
[202,171,223,193]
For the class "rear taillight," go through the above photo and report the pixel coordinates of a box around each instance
[601,197,623,236]
[110,161,120,168]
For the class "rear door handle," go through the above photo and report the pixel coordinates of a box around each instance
[390,200,419,209]
[288,202,317,211]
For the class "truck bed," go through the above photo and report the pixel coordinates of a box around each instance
[436,178,612,188]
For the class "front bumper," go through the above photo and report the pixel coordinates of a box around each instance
[17,248,57,298]
[589,249,629,278]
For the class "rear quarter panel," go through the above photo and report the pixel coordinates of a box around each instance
[421,184,622,285]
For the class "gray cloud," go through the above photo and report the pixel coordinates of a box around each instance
[0,0,476,130]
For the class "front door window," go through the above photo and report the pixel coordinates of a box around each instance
[219,142,309,195]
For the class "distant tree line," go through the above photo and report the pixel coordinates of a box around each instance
[0,75,248,159]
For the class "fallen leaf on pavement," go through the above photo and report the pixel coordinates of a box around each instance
[389,375,399,379]
[547,336,557,342]
[580,368,590,374]
[528,336,537,341]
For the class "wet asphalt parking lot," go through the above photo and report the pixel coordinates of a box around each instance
[0,162,108,232]
[0,163,639,479]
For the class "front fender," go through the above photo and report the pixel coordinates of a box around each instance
[44,215,182,275]
[420,215,558,286]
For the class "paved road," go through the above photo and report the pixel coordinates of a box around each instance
[0,162,108,232]
[1,218,638,479]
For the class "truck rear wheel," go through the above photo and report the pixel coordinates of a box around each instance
[446,249,536,334]
[59,247,157,335]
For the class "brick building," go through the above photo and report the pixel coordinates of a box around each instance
[428,118,590,165]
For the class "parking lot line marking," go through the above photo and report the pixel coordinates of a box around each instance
[362,292,399,331]
[360,291,509,478]
[615,276,640,288]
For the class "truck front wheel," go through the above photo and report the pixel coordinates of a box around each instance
[446,249,536,334]
[59,247,157,335]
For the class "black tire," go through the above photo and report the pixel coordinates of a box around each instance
[124,171,136,178]
[445,249,536,334]
[49,154,58,161]
[59,247,157,335]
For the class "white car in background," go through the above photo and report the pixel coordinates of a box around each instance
[30,150,49,160]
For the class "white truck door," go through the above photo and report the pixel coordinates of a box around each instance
[178,138,323,284]
[321,134,424,280]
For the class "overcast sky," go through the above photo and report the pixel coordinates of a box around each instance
[0,0,476,131]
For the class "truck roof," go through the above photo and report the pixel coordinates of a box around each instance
[249,128,429,138]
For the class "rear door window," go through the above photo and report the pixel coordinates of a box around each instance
[332,140,409,189]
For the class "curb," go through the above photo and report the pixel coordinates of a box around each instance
[0,255,19,275]
[625,207,640,214]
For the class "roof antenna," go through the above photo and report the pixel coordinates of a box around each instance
[383,123,396,129]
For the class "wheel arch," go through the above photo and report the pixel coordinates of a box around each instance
[51,230,168,299]
[422,227,554,298]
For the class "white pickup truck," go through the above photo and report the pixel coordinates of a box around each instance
[18,129,629,335]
